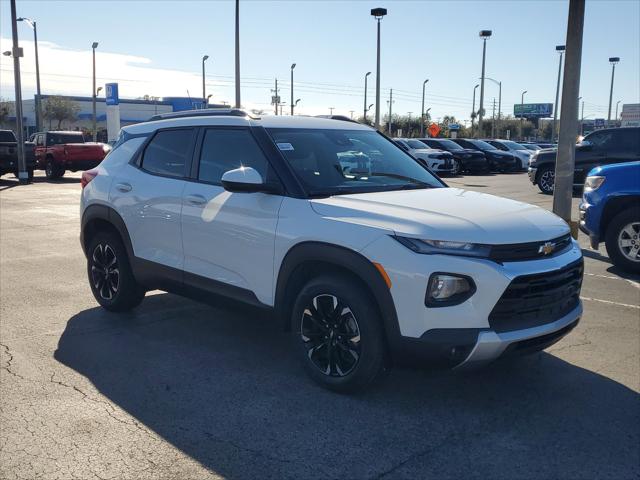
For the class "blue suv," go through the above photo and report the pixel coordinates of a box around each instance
[579,161,640,273]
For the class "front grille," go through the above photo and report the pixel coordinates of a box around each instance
[489,234,573,262]
[489,259,583,333]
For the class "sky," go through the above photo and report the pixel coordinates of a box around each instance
[0,0,639,122]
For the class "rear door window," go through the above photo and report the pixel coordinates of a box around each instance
[141,129,195,178]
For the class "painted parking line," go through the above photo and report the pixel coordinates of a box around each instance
[581,296,640,310]
[584,273,640,290]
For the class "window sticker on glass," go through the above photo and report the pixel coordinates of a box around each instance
[277,142,295,151]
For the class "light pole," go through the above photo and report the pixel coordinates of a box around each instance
[92,42,98,142]
[329,107,334,116]
[234,0,241,108]
[485,77,501,138]
[9,0,27,183]
[363,71,371,121]
[478,30,492,138]
[18,17,41,132]
[290,63,296,115]
[387,88,394,135]
[471,83,479,137]
[520,90,527,140]
[552,45,565,142]
[615,100,621,122]
[420,78,429,137]
[371,7,387,129]
[202,55,209,104]
[607,57,620,126]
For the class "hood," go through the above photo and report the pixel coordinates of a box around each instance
[453,149,485,157]
[310,187,569,244]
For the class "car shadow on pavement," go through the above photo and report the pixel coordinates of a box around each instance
[54,293,640,479]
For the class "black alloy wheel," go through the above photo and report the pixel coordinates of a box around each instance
[91,243,120,301]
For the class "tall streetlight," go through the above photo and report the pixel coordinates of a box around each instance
[420,78,429,137]
[615,100,621,121]
[234,0,241,108]
[10,0,27,183]
[520,90,527,140]
[17,17,41,132]
[363,71,371,121]
[202,55,209,104]
[607,57,620,126]
[552,45,565,141]
[477,30,492,138]
[471,83,479,137]
[485,77,501,138]
[371,7,387,129]
[290,63,296,115]
[92,42,98,142]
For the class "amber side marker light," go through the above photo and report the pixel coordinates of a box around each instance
[373,262,392,289]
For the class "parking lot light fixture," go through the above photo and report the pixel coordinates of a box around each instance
[421,79,429,137]
[92,42,99,142]
[478,29,492,138]
[471,84,479,136]
[371,7,387,129]
[607,57,620,126]
[615,100,621,121]
[202,55,209,104]
[552,45,565,142]
[363,72,371,121]
[18,17,42,131]
[290,63,296,115]
[485,77,501,138]
[96,86,103,96]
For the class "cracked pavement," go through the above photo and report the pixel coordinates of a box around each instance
[1,172,639,479]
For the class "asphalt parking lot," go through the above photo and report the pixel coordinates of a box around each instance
[1,171,638,479]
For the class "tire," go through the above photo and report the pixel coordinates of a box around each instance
[45,159,64,179]
[87,231,146,311]
[605,208,640,273]
[537,166,555,195]
[290,274,387,393]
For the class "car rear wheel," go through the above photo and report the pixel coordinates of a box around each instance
[45,159,65,180]
[537,166,555,194]
[291,274,386,393]
[605,208,640,273]
[87,231,146,311]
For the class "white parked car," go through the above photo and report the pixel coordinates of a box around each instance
[394,138,458,175]
[486,139,533,170]
[80,110,584,392]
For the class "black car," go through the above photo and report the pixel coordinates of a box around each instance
[417,138,488,173]
[451,138,520,172]
[0,130,36,180]
[529,127,640,194]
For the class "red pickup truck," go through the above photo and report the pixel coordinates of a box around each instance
[33,131,109,179]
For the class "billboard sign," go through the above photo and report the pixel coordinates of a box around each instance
[105,83,119,106]
[514,103,553,118]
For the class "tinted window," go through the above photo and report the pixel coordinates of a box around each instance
[426,139,462,150]
[583,130,614,149]
[198,128,269,184]
[408,140,427,149]
[47,133,84,145]
[267,128,442,196]
[0,131,16,142]
[142,129,194,178]
[489,141,508,151]
[610,129,640,153]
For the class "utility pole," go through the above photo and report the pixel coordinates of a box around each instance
[471,84,479,137]
[420,79,429,137]
[371,8,387,129]
[486,77,501,138]
[607,57,620,126]
[491,98,496,138]
[290,63,296,115]
[553,0,585,233]
[272,78,279,115]
[10,0,27,183]
[18,17,41,132]
[387,88,393,135]
[520,90,527,140]
[363,71,371,122]
[552,45,565,142]
[478,30,492,138]
[234,0,241,108]
[202,55,209,104]
[92,42,99,141]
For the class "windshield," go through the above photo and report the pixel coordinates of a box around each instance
[501,140,527,150]
[468,139,497,151]
[408,140,428,149]
[48,133,84,145]
[430,139,462,150]
[0,131,16,142]
[267,128,443,196]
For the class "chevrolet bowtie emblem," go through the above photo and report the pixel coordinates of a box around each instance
[538,241,556,255]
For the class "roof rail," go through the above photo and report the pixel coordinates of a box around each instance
[147,108,258,122]
[314,114,358,123]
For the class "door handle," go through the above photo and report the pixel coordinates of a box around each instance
[115,182,132,193]
[185,194,206,206]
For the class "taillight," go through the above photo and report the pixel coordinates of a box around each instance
[81,169,98,188]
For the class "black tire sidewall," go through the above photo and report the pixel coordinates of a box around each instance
[538,166,554,195]
[605,208,640,273]
[290,275,386,393]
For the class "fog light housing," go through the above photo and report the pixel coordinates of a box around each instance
[425,273,476,307]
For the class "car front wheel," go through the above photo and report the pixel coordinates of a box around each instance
[537,166,555,194]
[605,208,640,273]
[291,274,386,393]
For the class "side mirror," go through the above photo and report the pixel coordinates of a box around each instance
[221,166,276,193]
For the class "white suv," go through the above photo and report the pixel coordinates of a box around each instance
[393,138,458,175]
[80,110,584,392]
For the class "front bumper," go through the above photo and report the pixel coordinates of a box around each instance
[578,201,600,249]
[528,166,538,184]
[456,302,582,368]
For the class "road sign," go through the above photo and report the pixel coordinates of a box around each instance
[105,83,119,106]
[427,123,441,137]
[448,123,460,130]
[271,95,280,105]
[514,103,553,118]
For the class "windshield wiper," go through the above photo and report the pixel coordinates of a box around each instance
[371,172,431,186]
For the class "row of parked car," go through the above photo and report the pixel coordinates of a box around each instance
[392,136,547,176]
[0,129,109,181]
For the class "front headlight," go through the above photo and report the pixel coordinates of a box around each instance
[584,175,605,192]
[102,144,112,154]
[529,152,538,166]
[393,236,491,258]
